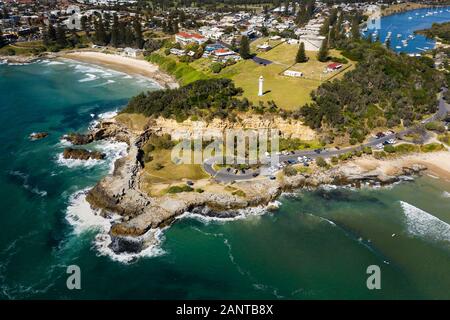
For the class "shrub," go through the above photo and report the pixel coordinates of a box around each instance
[167,185,194,193]
[425,121,446,133]
[153,162,165,170]
[331,156,339,165]
[383,145,396,153]
[283,166,297,176]
[373,151,387,159]
[315,156,328,167]
[438,133,450,145]
[210,62,223,74]
[420,143,445,153]
[362,146,372,154]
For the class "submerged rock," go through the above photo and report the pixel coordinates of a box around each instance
[63,133,94,145]
[29,132,48,140]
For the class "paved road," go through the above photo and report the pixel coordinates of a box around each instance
[252,56,272,66]
[203,88,450,182]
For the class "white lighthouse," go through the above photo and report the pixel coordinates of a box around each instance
[258,75,264,96]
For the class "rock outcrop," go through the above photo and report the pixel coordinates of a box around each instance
[63,120,130,145]
[63,148,105,160]
[76,117,431,255]
[149,115,317,141]
[29,132,48,140]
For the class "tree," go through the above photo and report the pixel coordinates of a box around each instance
[48,24,57,42]
[351,16,360,41]
[110,15,119,47]
[56,25,67,48]
[317,36,329,62]
[296,42,307,63]
[94,17,107,46]
[239,35,251,59]
[80,15,88,32]
[0,28,6,48]
[133,16,144,49]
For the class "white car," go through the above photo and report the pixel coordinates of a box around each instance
[376,143,383,149]
[387,139,396,144]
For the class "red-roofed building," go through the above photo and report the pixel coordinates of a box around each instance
[175,32,207,46]
[212,48,241,62]
[326,63,343,72]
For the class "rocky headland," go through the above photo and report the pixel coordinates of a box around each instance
[66,116,448,255]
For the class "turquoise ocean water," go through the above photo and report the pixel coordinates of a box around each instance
[1,8,450,299]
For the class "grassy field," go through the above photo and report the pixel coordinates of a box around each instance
[146,53,209,85]
[217,43,354,110]
[141,149,208,184]
[0,41,46,56]
[115,113,148,132]
[149,39,354,111]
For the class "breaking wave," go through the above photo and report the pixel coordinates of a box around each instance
[66,189,165,263]
[400,201,450,243]
[177,201,281,224]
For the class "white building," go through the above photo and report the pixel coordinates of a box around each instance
[175,32,207,46]
[298,35,325,51]
[283,70,303,78]
[123,47,140,58]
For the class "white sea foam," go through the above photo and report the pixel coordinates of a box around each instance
[66,189,114,234]
[97,110,118,119]
[78,73,98,82]
[94,80,116,87]
[94,228,166,264]
[56,153,103,169]
[55,139,127,172]
[442,191,450,198]
[93,140,128,173]
[177,201,281,224]
[8,170,47,197]
[45,60,65,66]
[66,188,166,263]
[400,201,450,243]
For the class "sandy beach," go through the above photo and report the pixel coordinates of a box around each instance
[342,151,450,181]
[63,51,179,89]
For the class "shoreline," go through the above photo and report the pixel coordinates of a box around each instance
[73,118,450,259]
[1,50,180,90]
[63,51,179,89]
[381,3,447,17]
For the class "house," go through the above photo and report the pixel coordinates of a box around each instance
[296,34,325,51]
[170,48,186,56]
[326,63,343,72]
[283,70,303,78]
[257,42,272,51]
[287,38,300,45]
[123,47,140,58]
[212,48,240,62]
[175,32,207,46]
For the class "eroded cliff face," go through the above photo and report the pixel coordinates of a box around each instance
[148,115,317,141]
[82,117,428,244]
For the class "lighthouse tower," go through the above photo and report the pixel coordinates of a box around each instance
[258,76,264,96]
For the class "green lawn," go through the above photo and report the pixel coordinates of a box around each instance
[217,44,354,110]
